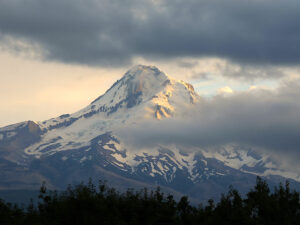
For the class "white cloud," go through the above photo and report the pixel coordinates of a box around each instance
[217,86,234,95]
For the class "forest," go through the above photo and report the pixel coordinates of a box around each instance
[0,177,299,225]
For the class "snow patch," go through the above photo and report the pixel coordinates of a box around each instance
[7,132,16,138]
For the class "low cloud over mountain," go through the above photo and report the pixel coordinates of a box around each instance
[120,77,300,170]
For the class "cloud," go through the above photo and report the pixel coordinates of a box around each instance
[215,61,287,81]
[119,77,300,169]
[217,86,234,94]
[177,60,199,69]
[1,0,300,67]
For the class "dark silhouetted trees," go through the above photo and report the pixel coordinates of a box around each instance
[0,177,299,225]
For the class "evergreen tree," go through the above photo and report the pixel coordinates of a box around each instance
[0,177,299,225]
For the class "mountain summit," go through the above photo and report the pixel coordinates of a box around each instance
[25,65,200,156]
[85,64,199,120]
[0,65,299,201]
[91,65,170,106]
[38,65,199,134]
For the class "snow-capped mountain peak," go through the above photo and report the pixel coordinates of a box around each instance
[21,65,200,157]
[1,65,298,200]
[90,65,171,110]
[40,65,200,129]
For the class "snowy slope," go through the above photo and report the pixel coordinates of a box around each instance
[24,65,200,156]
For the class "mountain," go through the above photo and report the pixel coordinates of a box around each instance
[0,65,299,201]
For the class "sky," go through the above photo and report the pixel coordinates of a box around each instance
[1,0,300,169]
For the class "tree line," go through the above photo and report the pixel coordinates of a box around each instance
[0,177,299,225]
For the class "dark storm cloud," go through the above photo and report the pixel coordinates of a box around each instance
[215,63,286,80]
[1,0,300,67]
[120,78,300,161]
[177,60,199,69]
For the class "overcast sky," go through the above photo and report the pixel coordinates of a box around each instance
[1,0,300,168]
[1,0,300,66]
